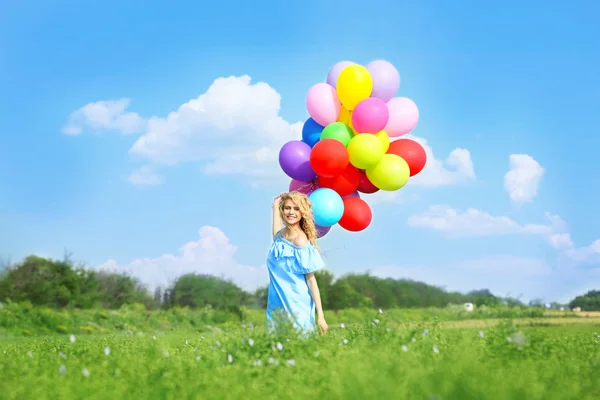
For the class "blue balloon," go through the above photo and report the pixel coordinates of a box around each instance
[302,118,324,148]
[309,188,344,227]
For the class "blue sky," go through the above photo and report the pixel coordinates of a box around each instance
[1,0,599,303]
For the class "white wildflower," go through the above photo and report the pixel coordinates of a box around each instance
[401,345,408,352]
[82,368,89,377]
[276,342,283,351]
[340,323,345,329]
[27,351,33,358]
[227,354,233,363]
[378,308,384,314]
[248,338,254,347]
[59,351,66,359]
[69,334,76,343]
[59,365,66,375]
[163,351,170,358]
[253,359,262,366]
[104,347,110,356]
[433,345,439,354]
[343,338,348,345]
[286,359,296,366]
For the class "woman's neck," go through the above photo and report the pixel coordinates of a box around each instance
[286,225,302,234]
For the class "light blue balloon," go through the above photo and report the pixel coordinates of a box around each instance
[309,188,344,227]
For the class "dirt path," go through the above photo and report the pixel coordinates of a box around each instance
[544,311,600,318]
[376,317,600,330]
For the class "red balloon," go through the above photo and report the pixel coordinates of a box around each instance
[356,170,379,194]
[339,197,372,232]
[309,139,349,178]
[387,139,427,176]
[318,163,360,197]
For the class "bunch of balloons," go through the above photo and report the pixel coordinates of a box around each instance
[278,59,427,237]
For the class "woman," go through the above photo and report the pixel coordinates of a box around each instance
[266,191,328,335]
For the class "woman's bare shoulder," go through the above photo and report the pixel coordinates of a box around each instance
[293,233,309,247]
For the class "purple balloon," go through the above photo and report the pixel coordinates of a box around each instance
[326,61,354,88]
[279,140,317,182]
[366,60,400,102]
[343,191,360,199]
[316,224,331,238]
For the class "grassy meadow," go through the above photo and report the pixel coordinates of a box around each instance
[1,304,599,399]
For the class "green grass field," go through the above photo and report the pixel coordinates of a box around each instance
[1,310,599,400]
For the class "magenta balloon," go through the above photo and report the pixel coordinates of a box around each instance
[279,141,317,182]
[366,60,400,102]
[352,97,389,134]
[316,224,331,238]
[289,179,319,195]
[326,61,355,88]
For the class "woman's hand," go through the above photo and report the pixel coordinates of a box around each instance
[272,193,283,208]
[317,316,328,335]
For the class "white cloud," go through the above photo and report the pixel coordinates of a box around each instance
[407,205,561,239]
[403,135,475,188]
[64,75,476,187]
[96,226,267,291]
[62,98,145,135]
[563,239,600,264]
[127,165,163,186]
[407,204,600,270]
[127,75,301,181]
[504,154,544,203]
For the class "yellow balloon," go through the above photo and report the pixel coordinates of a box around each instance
[336,65,373,111]
[347,133,384,169]
[338,106,358,135]
[374,130,390,153]
[337,105,351,124]
[366,154,410,191]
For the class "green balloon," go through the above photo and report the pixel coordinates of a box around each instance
[320,122,354,147]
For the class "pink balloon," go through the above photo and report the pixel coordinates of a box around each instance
[306,83,341,127]
[384,97,419,137]
[352,98,390,134]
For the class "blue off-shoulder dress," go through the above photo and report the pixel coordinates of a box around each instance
[266,230,325,333]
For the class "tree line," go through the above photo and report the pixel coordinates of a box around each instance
[568,290,600,311]
[0,254,589,311]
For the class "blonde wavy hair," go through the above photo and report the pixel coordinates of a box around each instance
[278,191,321,251]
